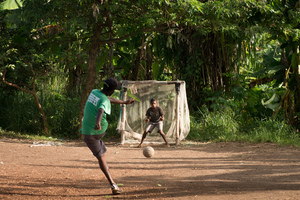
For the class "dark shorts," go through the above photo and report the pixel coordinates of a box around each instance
[145,121,163,133]
[84,132,107,160]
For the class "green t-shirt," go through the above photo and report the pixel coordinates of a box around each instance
[81,89,111,135]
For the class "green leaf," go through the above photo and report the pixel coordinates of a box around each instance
[152,62,159,80]
[127,88,141,102]
[267,65,285,75]
[261,93,281,111]
[265,102,280,111]
[261,93,276,106]
[0,0,23,10]
[291,53,298,69]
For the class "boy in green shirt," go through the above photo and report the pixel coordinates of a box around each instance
[81,78,135,195]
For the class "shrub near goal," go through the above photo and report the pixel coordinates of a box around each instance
[117,80,190,145]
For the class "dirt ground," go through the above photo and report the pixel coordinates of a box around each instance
[1,138,300,200]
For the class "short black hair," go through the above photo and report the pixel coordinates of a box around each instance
[150,98,156,103]
[103,78,121,91]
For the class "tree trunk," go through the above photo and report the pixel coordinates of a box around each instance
[2,68,49,135]
[103,20,114,78]
[108,41,114,77]
[131,47,142,80]
[78,23,103,135]
[130,35,145,80]
[32,92,49,135]
[293,47,300,131]
[145,45,153,80]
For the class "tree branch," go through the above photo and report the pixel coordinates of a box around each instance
[2,69,33,94]
[98,25,169,45]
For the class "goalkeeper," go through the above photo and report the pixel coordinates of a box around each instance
[138,98,169,147]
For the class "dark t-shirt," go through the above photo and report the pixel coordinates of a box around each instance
[146,107,164,122]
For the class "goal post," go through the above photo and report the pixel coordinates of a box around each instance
[117,80,190,145]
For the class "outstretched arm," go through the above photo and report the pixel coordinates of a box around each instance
[108,97,135,105]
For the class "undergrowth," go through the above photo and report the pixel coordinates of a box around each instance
[187,108,300,147]
[1,78,299,147]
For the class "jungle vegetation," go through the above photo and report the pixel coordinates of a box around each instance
[0,0,300,146]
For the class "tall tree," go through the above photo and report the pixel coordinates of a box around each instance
[262,0,300,129]
[0,0,90,134]
[76,0,203,131]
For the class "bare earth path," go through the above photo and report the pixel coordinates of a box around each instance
[1,139,300,200]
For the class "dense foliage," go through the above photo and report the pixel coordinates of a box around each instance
[0,0,299,143]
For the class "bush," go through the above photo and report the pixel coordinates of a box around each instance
[0,91,43,134]
[44,93,80,139]
[187,106,299,147]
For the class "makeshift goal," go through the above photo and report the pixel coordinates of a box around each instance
[117,80,190,145]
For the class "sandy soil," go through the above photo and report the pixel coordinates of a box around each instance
[1,138,300,200]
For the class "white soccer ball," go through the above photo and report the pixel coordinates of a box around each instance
[143,146,155,158]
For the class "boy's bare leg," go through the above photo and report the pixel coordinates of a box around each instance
[159,130,169,146]
[98,154,121,195]
[138,131,148,147]
[98,154,114,185]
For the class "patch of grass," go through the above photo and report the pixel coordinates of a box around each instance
[187,109,300,147]
[187,108,239,142]
[0,127,59,142]
[238,119,300,147]
[2,106,299,148]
